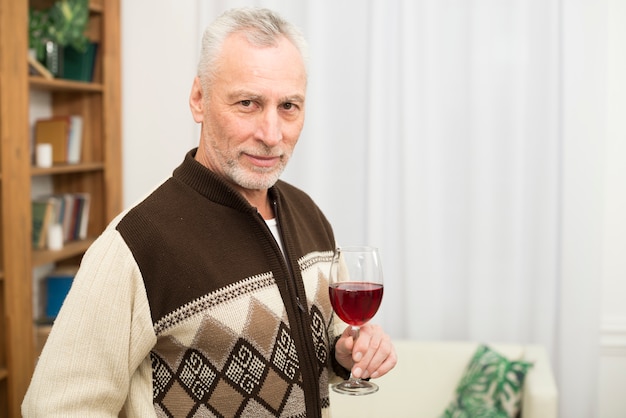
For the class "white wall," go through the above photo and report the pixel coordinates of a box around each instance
[598,0,626,416]
[121,1,200,207]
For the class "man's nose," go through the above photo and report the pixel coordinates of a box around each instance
[257,109,283,146]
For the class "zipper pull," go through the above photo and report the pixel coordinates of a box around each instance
[296,297,306,312]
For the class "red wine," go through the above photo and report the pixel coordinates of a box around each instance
[329,282,384,326]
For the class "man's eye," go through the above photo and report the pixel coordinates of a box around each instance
[240,100,252,107]
[282,103,294,110]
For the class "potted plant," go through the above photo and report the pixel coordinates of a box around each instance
[29,0,90,78]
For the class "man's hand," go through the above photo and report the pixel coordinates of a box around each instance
[334,324,397,379]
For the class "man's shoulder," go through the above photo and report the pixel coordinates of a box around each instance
[274,179,312,200]
[114,178,186,233]
[274,180,331,221]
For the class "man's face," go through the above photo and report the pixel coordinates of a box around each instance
[195,32,307,192]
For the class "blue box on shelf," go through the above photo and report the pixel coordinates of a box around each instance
[45,268,77,319]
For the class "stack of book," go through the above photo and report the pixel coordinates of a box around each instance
[33,115,83,165]
[32,193,91,250]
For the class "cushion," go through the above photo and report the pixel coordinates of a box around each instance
[441,344,533,418]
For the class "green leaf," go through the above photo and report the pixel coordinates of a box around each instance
[44,0,90,51]
[442,345,533,418]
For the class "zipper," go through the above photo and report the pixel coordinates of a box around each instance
[267,202,307,315]
[259,199,322,417]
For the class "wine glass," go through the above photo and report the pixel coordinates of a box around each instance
[328,246,384,395]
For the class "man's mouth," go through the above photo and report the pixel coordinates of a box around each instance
[244,153,281,168]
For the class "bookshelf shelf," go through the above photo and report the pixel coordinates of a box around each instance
[0,0,121,415]
[1,162,105,181]
[32,238,96,267]
[29,76,104,92]
[31,162,105,177]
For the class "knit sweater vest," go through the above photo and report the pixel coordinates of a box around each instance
[116,149,339,417]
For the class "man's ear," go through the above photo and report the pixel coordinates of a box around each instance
[189,77,204,123]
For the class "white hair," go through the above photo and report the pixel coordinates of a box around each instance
[197,7,308,91]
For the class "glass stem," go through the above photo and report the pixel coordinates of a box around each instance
[350,326,361,383]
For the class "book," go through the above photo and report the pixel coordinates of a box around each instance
[33,115,83,165]
[32,196,66,249]
[68,196,82,241]
[60,194,75,241]
[58,193,91,241]
[34,117,70,164]
[77,193,91,240]
[32,196,65,249]
[32,198,52,249]
[67,115,83,164]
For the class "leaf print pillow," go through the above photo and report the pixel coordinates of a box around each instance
[441,344,533,418]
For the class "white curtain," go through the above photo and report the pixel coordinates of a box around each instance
[189,1,606,416]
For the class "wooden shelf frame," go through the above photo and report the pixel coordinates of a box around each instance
[0,2,35,416]
[0,0,122,416]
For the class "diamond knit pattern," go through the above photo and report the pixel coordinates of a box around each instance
[151,265,333,418]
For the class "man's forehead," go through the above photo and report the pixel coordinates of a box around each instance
[211,34,307,98]
[218,32,305,71]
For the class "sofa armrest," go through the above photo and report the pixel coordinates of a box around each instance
[329,341,559,418]
[522,345,559,418]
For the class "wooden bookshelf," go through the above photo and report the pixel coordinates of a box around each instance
[0,1,122,416]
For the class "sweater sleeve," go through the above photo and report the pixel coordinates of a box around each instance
[22,227,156,417]
[329,313,352,382]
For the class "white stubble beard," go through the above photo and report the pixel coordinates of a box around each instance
[221,145,292,190]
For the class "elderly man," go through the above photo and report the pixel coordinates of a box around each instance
[23,7,396,417]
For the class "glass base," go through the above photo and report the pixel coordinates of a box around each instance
[332,379,379,395]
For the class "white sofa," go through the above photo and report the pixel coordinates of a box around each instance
[330,340,558,418]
